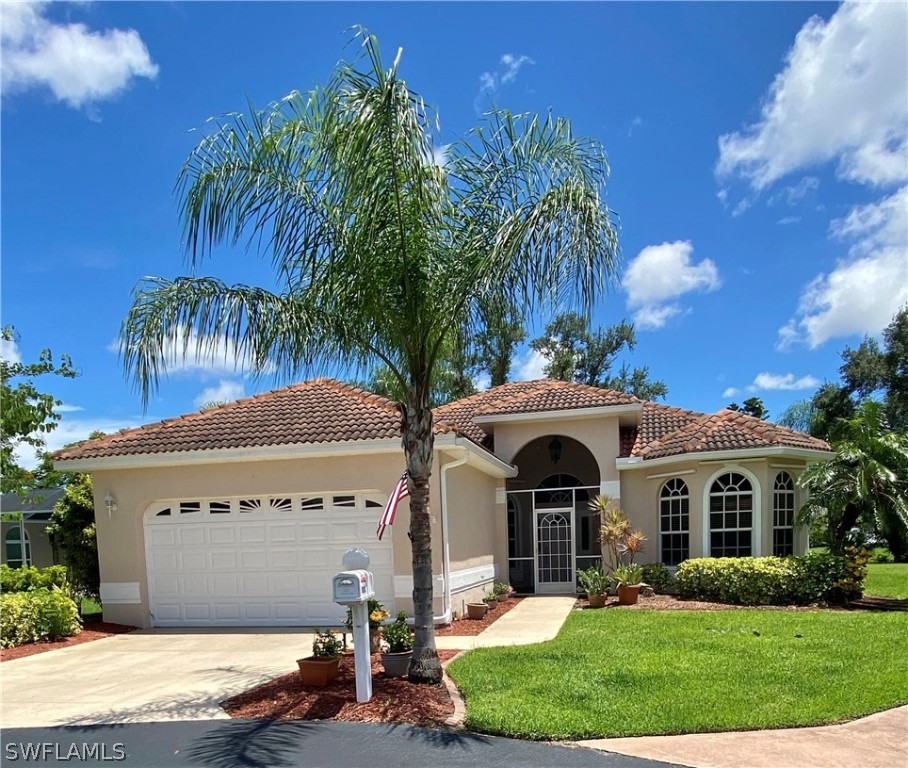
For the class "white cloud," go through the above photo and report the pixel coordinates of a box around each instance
[627,116,643,138]
[750,372,821,392]
[431,144,449,167]
[778,186,908,349]
[722,387,741,398]
[55,403,84,413]
[193,380,245,409]
[623,241,721,330]
[0,336,22,364]
[768,176,820,207]
[1,1,158,110]
[717,2,907,190]
[777,216,801,226]
[514,349,547,381]
[475,52,534,110]
[12,415,143,470]
[472,373,491,392]
[113,325,276,377]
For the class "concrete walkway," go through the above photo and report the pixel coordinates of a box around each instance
[577,705,908,768]
[435,595,576,650]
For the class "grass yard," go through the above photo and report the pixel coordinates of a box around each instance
[80,597,103,621]
[864,563,908,599]
[447,610,908,740]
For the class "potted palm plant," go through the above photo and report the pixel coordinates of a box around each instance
[614,564,644,606]
[577,562,609,608]
[381,612,414,678]
[297,629,343,685]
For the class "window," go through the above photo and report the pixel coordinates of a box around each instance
[773,472,795,556]
[659,478,689,566]
[537,474,587,505]
[5,527,31,568]
[709,472,753,557]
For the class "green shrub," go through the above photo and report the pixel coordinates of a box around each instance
[0,564,69,593]
[1,588,81,648]
[869,547,894,564]
[641,563,675,593]
[676,554,854,606]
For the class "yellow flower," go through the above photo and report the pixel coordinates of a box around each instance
[370,610,387,623]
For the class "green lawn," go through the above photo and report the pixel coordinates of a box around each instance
[80,597,103,622]
[864,563,908,599]
[447,610,908,740]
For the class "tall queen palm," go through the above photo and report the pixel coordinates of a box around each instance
[121,31,619,682]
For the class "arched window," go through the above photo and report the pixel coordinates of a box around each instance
[5,527,31,568]
[709,472,753,557]
[537,474,587,505]
[773,472,795,556]
[659,478,689,566]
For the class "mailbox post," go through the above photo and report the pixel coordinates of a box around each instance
[333,549,375,703]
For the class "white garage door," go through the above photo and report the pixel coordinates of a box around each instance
[144,492,393,627]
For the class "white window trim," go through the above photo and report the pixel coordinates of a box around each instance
[702,465,762,557]
[658,478,690,566]
[5,526,31,567]
[772,471,797,556]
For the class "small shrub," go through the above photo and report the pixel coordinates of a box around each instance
[1,587,81,648]
[382,612,414,653]
[869,547,894,564]
[834,546,870,601]
[0,564,69,593]
[577,563,609,595]
[641,563,675,594]
[613,563,644,586]
[311,629,343,658]
[676,554,851,605]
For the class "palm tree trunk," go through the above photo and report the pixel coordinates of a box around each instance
[401,395,443,684]
[830,502,862,556]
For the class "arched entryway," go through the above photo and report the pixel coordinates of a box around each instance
[507,436,600,593]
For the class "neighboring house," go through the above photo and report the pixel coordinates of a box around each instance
[0,487,64,569]
[54,378,831,630]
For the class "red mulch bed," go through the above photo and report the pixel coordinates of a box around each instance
[0,622,138,662]
[575,593,859,612]
[435,596,524,636]
[223,650,461,726]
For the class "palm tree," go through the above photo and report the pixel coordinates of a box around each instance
[798,400,908,556]
[120,30,619,683]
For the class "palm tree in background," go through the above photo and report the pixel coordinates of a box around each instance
[799,400,908,557]
[120,30,620,682]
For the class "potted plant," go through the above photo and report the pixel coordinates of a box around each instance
[577,562,609,608]
[345,598,389,654]
[613,564,644,606]
[494,582,511,601]
[483,590,498,610]
[297,629,343,685]
[465,601,488,620]
[380,612,414,678]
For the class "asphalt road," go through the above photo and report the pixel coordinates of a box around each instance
[3,720,684,768]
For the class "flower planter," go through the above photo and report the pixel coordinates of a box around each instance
[587,592,608,608]
[617,584,641,606]
[297,656,340,686]
[484,597,498,610]
[465,602,488,620]
[381,650,412,678]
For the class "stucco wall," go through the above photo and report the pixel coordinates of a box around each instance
[90,451,444,628]
[0,521,56,568]
[619,459,812,563]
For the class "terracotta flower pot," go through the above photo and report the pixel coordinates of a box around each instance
[369,629,382,654]
[297,656,340,686]
[466,602,488,620]
[381,650,412,678]
[484,597,498,610]
[617,584,641,606]
[587,592,608,608]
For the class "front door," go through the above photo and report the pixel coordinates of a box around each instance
[535,508,574,593]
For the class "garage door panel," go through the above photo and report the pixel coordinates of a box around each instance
[146,493,394,627]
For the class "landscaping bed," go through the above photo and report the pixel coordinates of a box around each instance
[0,622,137,662]
[575,593,839,612]
[223,649,460,726]
[436,596,524,636]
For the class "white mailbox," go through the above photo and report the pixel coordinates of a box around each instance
[332,569,375,605]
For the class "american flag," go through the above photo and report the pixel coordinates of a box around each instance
[376,471,410,541]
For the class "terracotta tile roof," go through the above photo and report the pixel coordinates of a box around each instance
[55,378,457,461]
[634,407,831,460]
[432,379,641,447]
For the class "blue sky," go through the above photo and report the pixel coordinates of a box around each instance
[2,1,906,461]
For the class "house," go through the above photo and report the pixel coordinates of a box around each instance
[53,378,831,629]
[0,487,64,569]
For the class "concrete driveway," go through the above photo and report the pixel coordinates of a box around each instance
[0,628,316,728]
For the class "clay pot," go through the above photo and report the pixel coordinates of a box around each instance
[466,602,488,620]
[587,593,608,608]
[617,584,641,606]
[297,656,340,686]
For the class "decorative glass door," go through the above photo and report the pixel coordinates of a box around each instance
[535,508,574,593]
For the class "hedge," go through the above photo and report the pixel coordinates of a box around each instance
[1,588,82,648]
[675,552,856,605]
[0,564,69,593]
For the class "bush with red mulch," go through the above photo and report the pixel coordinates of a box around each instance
[223,650,460,726]
[0,622,138,662]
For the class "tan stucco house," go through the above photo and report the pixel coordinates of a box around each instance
[54,378,831,629]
